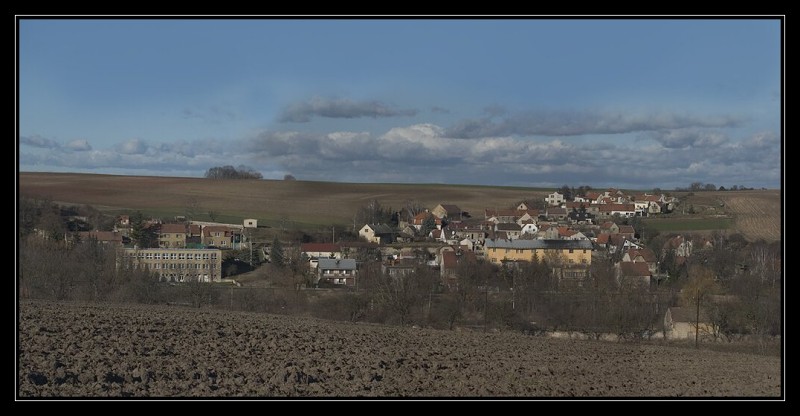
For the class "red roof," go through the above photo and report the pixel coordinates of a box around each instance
[620,262,651,277]
[625,248,656,263]
[300,243,341,253]
[202,226,234,237]
[78,231,122,243]
[618,225,635,234]
[159,223,186,234]
[596,234,610,244]
[599,203,636,212]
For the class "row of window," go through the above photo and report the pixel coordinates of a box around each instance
[320,269,353,275]
[149,263,216,270]
[127,252,217,260]
[491,248,588,254]
[158,273,213,283]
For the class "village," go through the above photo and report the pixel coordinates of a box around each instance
[50,186,748,342]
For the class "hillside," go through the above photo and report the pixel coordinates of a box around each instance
[17,172,782,241]
[17,172,549,229]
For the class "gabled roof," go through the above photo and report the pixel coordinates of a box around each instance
[496,222,521,231]
[547,207,567,215]
[485,239,593,250]
[596,234,610,244]
[317,258,357,270]
[484,208,518,218]
[365,223,396,234]
[437,204,462,214]
[78,231,122,243]
[599,203,636,212]
[585,191,601,200]
[557,227,576,237]
[600,221,617,229]
[188,224,201,235]
[159,223,187,234]
[203,226,234,237]
[442,248,477,269]
[619,262,651,277]
[609,234,629,247]
[301,243,341,253]
[626,248,657,263]
[618,225,635,234]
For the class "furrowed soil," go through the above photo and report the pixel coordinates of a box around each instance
[17,300,782,398]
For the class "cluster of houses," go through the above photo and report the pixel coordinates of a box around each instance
[69,188,698,292]
[51,186,725,340]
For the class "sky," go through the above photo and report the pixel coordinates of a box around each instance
[18,17,783,190]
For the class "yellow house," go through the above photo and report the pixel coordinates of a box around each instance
[158,223,188,248]
[484,239,592,266]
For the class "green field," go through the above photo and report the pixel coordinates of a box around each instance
[642,217,734,232]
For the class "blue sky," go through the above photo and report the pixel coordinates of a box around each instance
[18,18,782,190]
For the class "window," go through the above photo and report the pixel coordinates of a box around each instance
[186,253,193,260]
[569,249,574,253]
[178,253,185,260]
[170,253,177,260]
[154,253,161,260]
[146,253,153,259]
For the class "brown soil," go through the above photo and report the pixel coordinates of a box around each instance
[17,300,782,399]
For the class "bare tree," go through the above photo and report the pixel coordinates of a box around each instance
[682,264,718,348]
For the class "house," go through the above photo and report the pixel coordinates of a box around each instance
[597,204,637,219]
[243,219,258,228]
[158,223,188,248]
[77,230,124,246]
[432,204,464,221]
[484,239,592,266]
[520,223,539,236]
[564,230,588,241]
[667,235,693,257]
[202,225,235,248]
[359,223,397,244]
[495,223,522,240]
[484,209,518,223]
[118,247,222,282]
[622,248,658,274]
[316,258,358,287]
[440,246,478,288]
[618,225,635,239]
[567,208,595,224]
[516,201,537,211]
[664,307,714,341]
[617,262,652,288]
[411,212,443,231]
[381,258,418,278]
[546,207,568,221]
[595,233,610,248]
[545,191,565,206]
[515,211,538,226]
[300,243,342,269]
[599,221,620,234]
[186,224,203,247]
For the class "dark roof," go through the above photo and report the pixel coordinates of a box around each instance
[317,258,357,270]
[485,239,593,250]
[367,223,396,234]
[618,225,635,234]
[495,222,521,231]
[438,204,462,214]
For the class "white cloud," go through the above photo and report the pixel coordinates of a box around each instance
[66,139,92,151]
[116,139,148,155]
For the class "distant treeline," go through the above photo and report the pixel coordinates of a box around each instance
[204,165,263,180]
[675,182,759,192]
